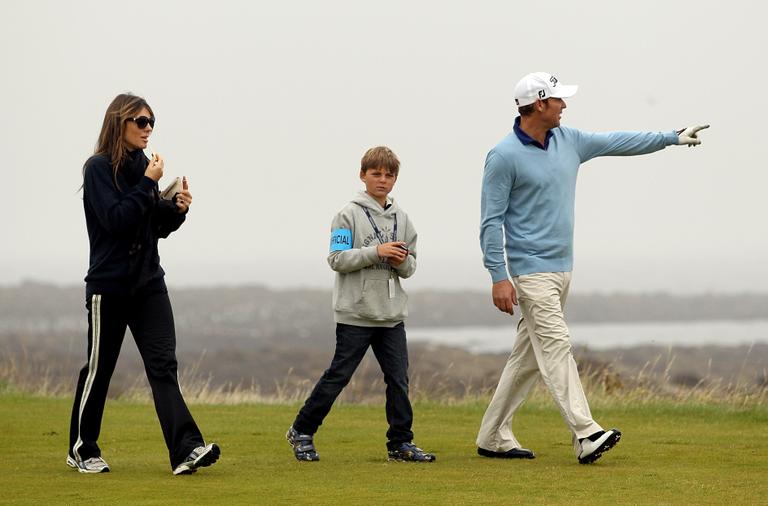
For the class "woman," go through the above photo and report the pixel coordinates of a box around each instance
[68,93,220,475]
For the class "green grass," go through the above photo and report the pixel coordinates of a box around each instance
[2,393,766,505]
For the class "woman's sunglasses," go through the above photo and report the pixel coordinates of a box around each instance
[127,116,155,129]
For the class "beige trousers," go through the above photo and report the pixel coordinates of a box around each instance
[476,272,603,453]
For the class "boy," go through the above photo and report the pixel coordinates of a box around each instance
[286,146,435,463]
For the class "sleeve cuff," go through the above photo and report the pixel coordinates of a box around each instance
[362,245,380,263]
[394,256,414,275]
[489,266,509,283]
[138,176,157,192]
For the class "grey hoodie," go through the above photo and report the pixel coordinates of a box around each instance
[328,190,418,327]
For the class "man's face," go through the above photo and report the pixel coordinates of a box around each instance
[360,167,397,201]
[541,97,567,128]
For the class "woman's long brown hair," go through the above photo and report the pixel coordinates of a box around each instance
[82,93,154,189]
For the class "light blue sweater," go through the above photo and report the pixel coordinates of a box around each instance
[480,119,679,282]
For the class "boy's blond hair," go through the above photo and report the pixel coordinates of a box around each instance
[360,146,400,176]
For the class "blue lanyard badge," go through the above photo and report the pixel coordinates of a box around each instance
[330,229,353,251]
[362,207,397,245]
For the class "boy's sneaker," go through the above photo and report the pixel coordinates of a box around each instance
[387,442,436,462]
[286,426,319,461]
[66,455,110,473]
[173,443,221,475]
[577,428,621,464]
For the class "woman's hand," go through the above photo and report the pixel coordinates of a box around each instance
[145,153,164,182]
[175,176,192,213]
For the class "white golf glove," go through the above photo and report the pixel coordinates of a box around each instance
[676,124,710,146]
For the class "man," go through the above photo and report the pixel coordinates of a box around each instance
[476,71,707,464]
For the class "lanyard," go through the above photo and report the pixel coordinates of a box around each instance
[361,206,397,245]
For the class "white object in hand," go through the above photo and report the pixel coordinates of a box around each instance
[677,125,710,146]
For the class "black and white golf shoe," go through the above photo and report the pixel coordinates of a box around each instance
[577,428,621,464]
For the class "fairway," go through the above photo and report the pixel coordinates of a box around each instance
[2,393,766,505]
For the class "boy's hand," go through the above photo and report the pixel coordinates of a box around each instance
[377,242,408,266]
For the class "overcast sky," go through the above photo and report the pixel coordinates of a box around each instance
[2,0,766,294]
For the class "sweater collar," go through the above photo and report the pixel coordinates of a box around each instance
[122,149,148,185]
[513,116,552,150]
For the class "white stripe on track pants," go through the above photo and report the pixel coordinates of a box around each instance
[68,291,205,469]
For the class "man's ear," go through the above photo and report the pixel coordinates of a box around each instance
[360,169,366,181]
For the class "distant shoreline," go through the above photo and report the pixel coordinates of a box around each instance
[3,282,768,330]
[408,319,768,353]
[5,278,768,295]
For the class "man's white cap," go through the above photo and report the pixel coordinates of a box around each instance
[513,72,578,107]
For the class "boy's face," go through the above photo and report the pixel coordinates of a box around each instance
[360,167,397,202]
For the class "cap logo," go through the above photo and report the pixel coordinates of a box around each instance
[538,89,547,99]
[550,75,558,87]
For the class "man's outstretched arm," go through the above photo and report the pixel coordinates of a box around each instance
[571,124,710,161]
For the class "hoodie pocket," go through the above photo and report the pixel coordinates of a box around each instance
[354,277,408,321]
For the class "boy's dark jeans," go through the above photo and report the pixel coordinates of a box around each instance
[293,322,414,447]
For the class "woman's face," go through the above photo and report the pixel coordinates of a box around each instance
[123,107,154,150]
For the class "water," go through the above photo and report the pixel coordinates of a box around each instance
[407,320,768,353]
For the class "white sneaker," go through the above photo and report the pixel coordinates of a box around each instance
[67,455,110,473]
[577,428,621,464]
[173,443,221,475]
